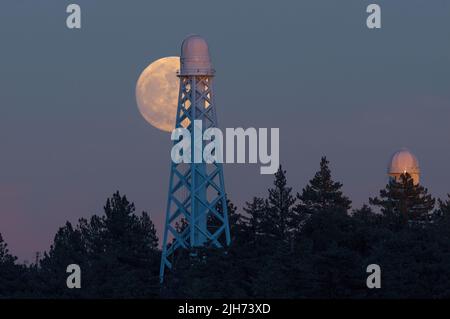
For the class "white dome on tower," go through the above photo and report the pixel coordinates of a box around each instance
[180,35,214,76]
[388,148,420,184]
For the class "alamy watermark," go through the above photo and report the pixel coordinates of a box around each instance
[65,4,381,30]
[171,120,279,175]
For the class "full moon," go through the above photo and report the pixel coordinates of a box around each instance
[136,56,180,132]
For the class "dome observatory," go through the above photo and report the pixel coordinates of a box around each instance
[388,148,420,184]
[179,35,214,76]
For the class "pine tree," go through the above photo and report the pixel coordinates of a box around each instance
[431,194,450,248]
[242,197,267,241]
[0,233,27,298]
[261,166,296,243]
[89,192,160,298]
[370,173,435,224]
[210,196,240,245]
[38,222,87,298]
[38,191,161,298]
[296,157,351,219]
[433,194,450,224]
[0,233,16,266]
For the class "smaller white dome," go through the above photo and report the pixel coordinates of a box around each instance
[388,148,420,175]
[180,35,213,76]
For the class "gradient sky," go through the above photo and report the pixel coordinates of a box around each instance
[0,0,449,261]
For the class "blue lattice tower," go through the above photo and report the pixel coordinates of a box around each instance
[160,35,231,282]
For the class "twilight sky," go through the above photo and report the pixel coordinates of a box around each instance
[0,0,449,261]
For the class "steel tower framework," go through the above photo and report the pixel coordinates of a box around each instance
[160,36,231,282]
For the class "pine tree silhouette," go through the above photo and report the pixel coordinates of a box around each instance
[370,173,435,225]
[262,166,297,243]
[296,157,351,219]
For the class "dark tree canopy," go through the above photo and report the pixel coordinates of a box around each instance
[35,191,160,298]
[2,159,450,299]
[262,166,297,243]
[370,173,435,225]
[296,157,352,217]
